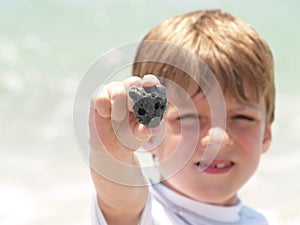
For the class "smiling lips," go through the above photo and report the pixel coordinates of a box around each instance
[197,160,235,174]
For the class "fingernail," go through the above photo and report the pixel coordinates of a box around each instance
[142,74,159,87]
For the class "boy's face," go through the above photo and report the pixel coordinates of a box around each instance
[153,82,272,206]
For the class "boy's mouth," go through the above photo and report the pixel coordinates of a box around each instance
[196,160,235,174]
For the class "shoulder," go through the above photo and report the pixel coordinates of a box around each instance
[239,205,269,225]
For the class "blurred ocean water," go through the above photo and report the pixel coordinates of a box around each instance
[1,0,300,224]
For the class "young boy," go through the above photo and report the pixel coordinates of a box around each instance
[89,9,275,225]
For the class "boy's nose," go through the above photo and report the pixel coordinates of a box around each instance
[200,127,233,149]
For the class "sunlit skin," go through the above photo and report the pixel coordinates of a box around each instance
[153,84,273,206]
[90,75,273,224]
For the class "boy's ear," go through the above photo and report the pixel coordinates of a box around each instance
[262,122,273,154]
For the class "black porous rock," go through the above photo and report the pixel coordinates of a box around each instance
[129,84,167,127]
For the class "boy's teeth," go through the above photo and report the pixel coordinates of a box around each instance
[215,163,226,168]
[198,162,232,169]
[214,162,233,168]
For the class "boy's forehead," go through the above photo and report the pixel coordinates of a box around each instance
[161,70,265,113]
[167,88,262,112]
[166,91,209,113]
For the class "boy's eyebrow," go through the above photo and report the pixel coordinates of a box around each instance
[228,101,262,113]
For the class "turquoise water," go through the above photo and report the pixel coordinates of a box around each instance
[1,0,300,224]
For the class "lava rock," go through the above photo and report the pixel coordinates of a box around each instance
[129,84,167,127]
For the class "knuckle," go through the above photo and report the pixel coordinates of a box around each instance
[94,86,111,118]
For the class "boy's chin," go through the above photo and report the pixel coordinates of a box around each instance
[205,194,237,206]
[189,192,238,206]
[164,180,238,206]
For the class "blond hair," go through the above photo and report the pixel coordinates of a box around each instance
[133,9,275,122]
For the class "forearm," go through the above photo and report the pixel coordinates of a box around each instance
[90,151,148,225]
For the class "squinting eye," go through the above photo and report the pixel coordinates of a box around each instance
[178,114,199,121]
[233,115,254,121]
[176,114,200,128]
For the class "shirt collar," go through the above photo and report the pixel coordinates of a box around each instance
[152,183,243,223]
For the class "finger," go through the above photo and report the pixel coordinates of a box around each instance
[132,121,162,141]
[123,76,143,88]
[141,74,160,87]
[109,82,128,121]
[133,123,152,142]
[91,85,111,118]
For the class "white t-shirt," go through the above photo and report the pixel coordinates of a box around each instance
[91,183,268,225]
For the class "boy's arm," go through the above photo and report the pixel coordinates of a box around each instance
[89,75,160,225]
[90,158,148,225]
